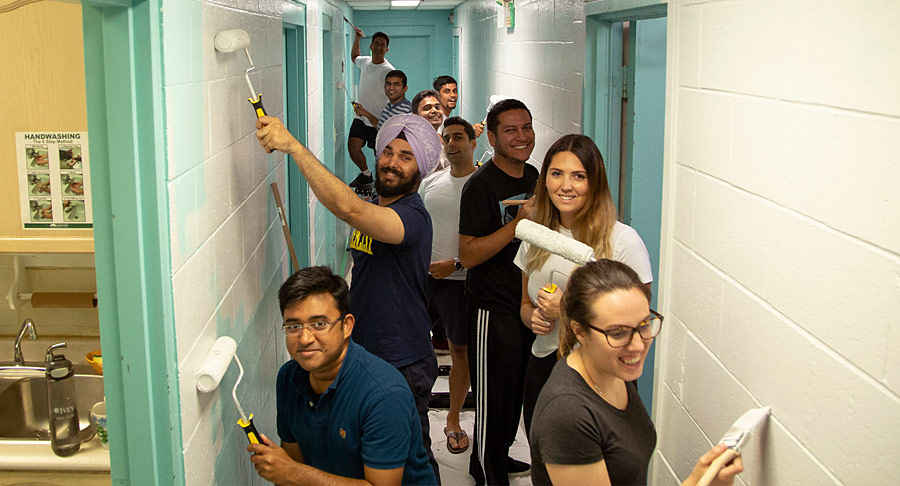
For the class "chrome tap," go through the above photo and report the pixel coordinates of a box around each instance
[14,318,37,365]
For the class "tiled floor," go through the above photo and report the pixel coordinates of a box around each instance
[429,355,533,486]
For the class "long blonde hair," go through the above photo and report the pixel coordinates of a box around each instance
[523,135,617,274]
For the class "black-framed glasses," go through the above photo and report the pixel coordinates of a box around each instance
[583,310,664,348]
[282,314,346,336]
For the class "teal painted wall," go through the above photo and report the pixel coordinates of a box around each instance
[352,10,455,101]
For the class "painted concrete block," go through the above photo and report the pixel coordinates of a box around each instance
[166,83,207,180]
[197,146,233,244]
[681,334,759,440]
[731,97,900,254]
[658,314,687,400]
[670,243,722,350]
[739,415,840,486]
[241,185,270,264]
[209,77,243,155]
[699,0,900,117]
[168,171,200,272]
[232,255,261,339]
[764,208,895,379]
[690,174,770,293]
[888,320,900,396]
[230,135,257,211]
[552,0,583,43]
[549,86,579,135]
[182,389,222,486]
[655,385,713,482]
[214,214,244,302]
[649,452,684,486]
[675,5,700,88]
[717,280,900,483]
[672,166,695,247]
[161,0,201,87]
[674,87,732,180]
[173,239,217,362]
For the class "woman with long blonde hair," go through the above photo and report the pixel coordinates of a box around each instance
[514,134,653,435]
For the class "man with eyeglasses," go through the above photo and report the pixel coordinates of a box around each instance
[249,266,436,486]
[257,113,444,483]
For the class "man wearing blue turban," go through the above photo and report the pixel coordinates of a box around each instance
[257,114,443,483]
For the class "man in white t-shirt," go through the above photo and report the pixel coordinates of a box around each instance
[418,117,478,457]
[348,28,394,189]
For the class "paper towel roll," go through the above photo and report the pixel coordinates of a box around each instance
[30,292,97,308]
[195,336,237,393]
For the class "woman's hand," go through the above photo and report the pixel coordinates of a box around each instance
[682,444,744,486]
[529,307,555,336]
[536,285,562,319]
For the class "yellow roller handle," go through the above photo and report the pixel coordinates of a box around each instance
[541,283,558,294]
[248,95,267,118]
[237,414,261,444]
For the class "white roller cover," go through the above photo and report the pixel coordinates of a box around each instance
[515,219,595,265]
[195,336,237,392]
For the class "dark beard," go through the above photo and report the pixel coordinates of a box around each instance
[375,169,420,198]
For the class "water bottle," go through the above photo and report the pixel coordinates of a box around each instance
[46,343,80,457]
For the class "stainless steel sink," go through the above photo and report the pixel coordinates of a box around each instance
[0,366,103,442]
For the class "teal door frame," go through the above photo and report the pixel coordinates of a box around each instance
[320,15,338,269]
[583,0,667,414]
[82,0,182,484]
[284,6,310,270]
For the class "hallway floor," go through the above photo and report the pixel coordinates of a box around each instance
[429,355,533,486]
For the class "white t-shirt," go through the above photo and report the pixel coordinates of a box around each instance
[514,222,653,358]
[354,56,395,127]
[418,167,474,281]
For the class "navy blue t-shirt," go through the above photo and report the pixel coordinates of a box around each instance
[348,192,433,368]
[276,340,436,485]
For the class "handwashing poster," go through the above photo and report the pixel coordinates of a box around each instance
[15,132,93,228]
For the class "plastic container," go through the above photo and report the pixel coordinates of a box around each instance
[46,343,81,457]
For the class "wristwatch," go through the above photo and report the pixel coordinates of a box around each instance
[453,257,464,271]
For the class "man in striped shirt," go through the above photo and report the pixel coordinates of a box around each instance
[378,70,412,129]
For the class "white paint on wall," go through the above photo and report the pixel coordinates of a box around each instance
[654,1,900,484]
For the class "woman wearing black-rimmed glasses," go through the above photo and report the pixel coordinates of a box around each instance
[529,260,743,486]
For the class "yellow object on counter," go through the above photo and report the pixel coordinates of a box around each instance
[85,351,103,375]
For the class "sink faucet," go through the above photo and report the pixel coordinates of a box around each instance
[14,318,37,365]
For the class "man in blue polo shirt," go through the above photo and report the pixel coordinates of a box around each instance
[249,266,435,486]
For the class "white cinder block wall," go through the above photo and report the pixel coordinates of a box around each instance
[454,0,585,166]
[160,0,349,483]
[653,1,900,485]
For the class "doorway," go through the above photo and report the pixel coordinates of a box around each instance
[584,4,667,414]
[283,14,310,270]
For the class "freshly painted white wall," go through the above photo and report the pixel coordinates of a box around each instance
[653,1,900,484]
[453,0,585,166]
[160,0,349,483]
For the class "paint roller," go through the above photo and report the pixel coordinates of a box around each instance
[515,219,596,267]
[196,336,262,445]
[214,29,267,118]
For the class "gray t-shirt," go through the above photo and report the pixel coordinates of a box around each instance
[529,359,657,486]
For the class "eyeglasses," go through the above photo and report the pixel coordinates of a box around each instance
[583,310,664,348]
[282,315,346,336]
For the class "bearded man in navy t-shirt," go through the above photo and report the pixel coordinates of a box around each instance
[257,113,444,484]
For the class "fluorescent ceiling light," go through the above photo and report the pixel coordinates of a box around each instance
[391,0,421,6]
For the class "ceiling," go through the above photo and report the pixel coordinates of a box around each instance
[344,0,467,10]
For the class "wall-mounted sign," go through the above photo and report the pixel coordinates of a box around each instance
[15,132,92,229]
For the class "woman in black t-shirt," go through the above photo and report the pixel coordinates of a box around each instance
[529,260,744,486]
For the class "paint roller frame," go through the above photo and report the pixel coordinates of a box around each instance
[195,336,262,445]
[213,29,267,118]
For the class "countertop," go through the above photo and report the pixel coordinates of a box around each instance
[0,435,110,471]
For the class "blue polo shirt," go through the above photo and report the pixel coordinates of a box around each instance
[276,340,436,485]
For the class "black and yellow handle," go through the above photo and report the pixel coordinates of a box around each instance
[237,414,261,444]
[541,283,558,293]
[248,95,267,118]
